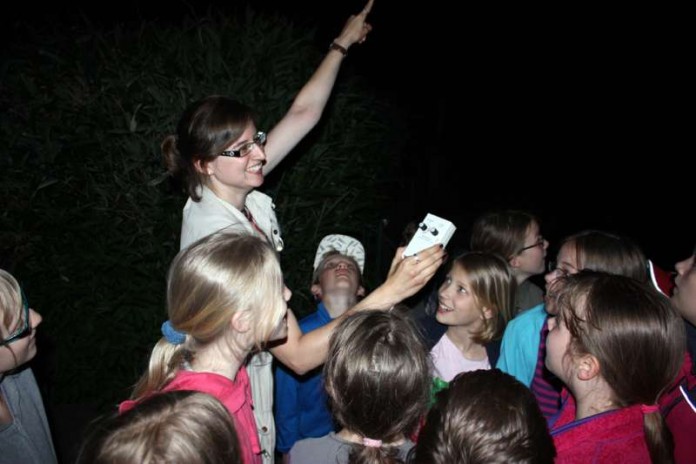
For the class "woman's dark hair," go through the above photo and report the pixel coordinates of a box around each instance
[162,95,255,201]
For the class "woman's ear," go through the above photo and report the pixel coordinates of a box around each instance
[194,158,211,176]
[481,306,495,320]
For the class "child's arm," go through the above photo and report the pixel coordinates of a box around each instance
[271,243,444,374]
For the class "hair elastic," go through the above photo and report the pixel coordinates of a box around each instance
[362,437,382,448]
[640,404,659,414]
[161,320,186,345]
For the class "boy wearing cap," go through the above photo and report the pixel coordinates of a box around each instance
[274,235,366,460]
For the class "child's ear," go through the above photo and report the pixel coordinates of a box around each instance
[481,307,495,320]
[357,285,366,297]
[310,284,323,301]
[576,354,600,381]
[230,311,251,334]
[508,255,521,270]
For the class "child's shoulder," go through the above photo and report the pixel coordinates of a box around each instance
[290,433,350,463]
[505,303,547,332]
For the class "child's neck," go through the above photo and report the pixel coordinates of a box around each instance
[572,377,618,420]
[514,270,530,285]
[445,326,486,360]
[189,336,248,381]
[336,428,406,447]
[323,292,357,318]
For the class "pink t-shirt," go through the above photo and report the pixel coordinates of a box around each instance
[120,366,261,464]
[430,333,490,382]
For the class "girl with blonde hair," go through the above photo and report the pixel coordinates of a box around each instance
[120,231,291,464]
[0,269,57,464]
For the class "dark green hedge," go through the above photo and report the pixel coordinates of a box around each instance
[0,8,405,408]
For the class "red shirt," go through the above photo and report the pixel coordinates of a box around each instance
[120,366,261,464]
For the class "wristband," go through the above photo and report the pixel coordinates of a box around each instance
[329,42,348,56]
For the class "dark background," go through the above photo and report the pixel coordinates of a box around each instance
[2,1,692,462]
[4,0,692,267]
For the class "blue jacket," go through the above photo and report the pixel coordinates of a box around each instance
[274,303,335,454]
[496,303,547,386]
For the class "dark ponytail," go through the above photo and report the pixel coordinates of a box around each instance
[643,409,675,464]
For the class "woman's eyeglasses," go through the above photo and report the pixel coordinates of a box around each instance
[0,288,32,347]
[219,131,267,158]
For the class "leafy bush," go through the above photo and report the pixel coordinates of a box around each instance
[0,7,403,408]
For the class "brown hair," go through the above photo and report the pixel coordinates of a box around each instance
[470,210,539,260]
[325,311,431,464]
[562,230,647,282]
[162,95,255,201]
[410,369,556,464]
[76,390,241,464]
[448,251,515,342]
[558,272,685,464]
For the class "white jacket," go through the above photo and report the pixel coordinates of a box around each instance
[180,185,282,463]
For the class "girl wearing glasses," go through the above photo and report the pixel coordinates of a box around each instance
[470,209,548,316]
[497,230,648,420]
[0,269,57,464]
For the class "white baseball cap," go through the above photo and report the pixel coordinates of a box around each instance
[313,234,365,274]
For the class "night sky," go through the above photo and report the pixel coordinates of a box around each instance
[4,0,692,267]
